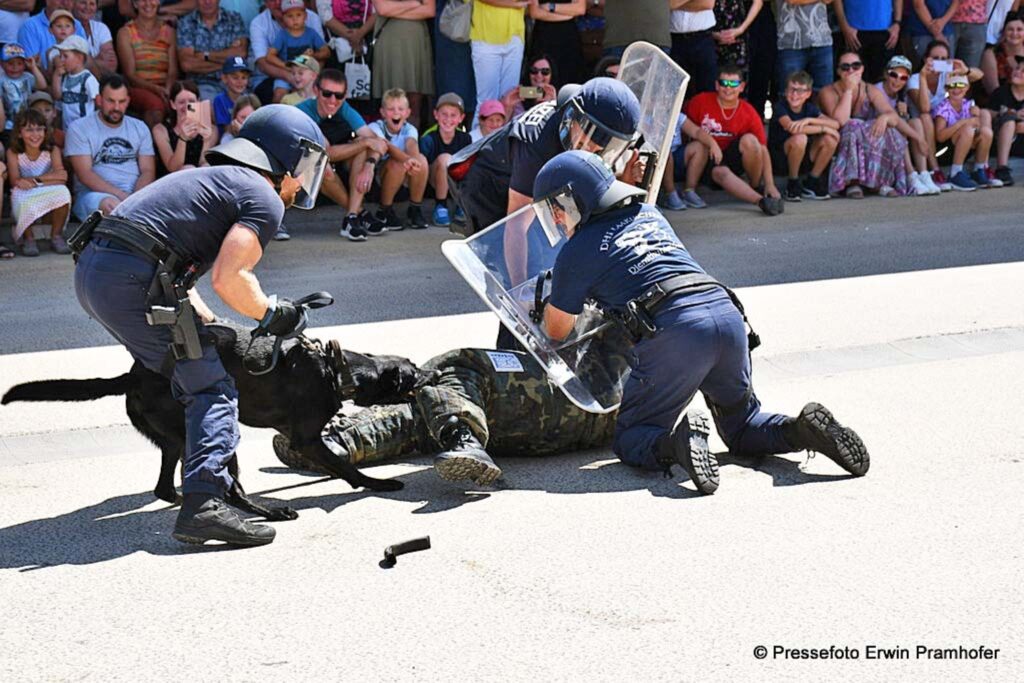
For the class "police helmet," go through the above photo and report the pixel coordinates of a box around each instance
[206,104,328,210]
[558,78,641,169]
[532,150,645,239]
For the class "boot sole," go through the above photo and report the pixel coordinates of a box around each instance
[434,454,502,486]
[171,530,275,547]
[800,403,870,476]
[684,411,719,494]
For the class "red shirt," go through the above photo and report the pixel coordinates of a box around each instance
[684,92,766,152]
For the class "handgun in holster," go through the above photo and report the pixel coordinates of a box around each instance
[145,264,202,361]
[65,211,104,261]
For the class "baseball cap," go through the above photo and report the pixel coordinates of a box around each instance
[1,43,26,62]
[886,55,913,72]
[48,9,75,25]
[436,92,465,112]
[478,100,505,118]
[222,55,251,74]
[280,0,305,12]
[286,54,320,75]
[28,91,54,106]
[57,35,90,55]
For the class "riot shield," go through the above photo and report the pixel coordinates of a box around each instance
[618,41,690,205]
[441,204,630,414]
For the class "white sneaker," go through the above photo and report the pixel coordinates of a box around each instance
[909,173,931,196]
[921,171,942,195]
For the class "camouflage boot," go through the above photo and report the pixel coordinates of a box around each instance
[656,410,719,494]
[433,416,502,486]
[782,403,869,476]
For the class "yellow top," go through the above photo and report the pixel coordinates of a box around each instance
[469,1,525,45]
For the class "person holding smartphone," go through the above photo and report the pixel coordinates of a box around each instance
[500,53,557,119]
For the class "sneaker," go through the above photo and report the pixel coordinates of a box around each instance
[984,166,1004,188]
[970,167,992,188]
[931,169,953,192]
[994,165,1014,186]
[909,173,932,197]
[359,209,387,236]
[172,493,276,546]
[679,189,707,209]
[452,205,466,224]
[784,178,804,202]
[272,226,291,241]
[339,213,368,242]
[433,416,502,486]
[918,171,941,195]
[657,190,686,211]
[801,175,831,200]
[50,235,71,254]
[21,239,39,257]
[758,195,785,216]
[949,170,978,191]
[272,434,329,473]
[407,204,428,229]
[656,410,718,494]
[782,402,870,476]
[432,204,451,227]
[376,205,403,231]
[879,184,898,197]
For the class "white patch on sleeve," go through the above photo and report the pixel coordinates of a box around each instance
[485,351,525,373]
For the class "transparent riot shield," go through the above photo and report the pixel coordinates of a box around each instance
[618,41,690,205]
[441,204,630,414]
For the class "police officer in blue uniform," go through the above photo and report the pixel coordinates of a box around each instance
[536,151,869,494]
[71,105,329,545]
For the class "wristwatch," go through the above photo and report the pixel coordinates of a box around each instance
[203,51,210,61]
[548,2,556,11]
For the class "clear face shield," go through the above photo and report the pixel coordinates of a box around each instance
[290,138,329,210]
[534,185,582,244]
[562,100,637,171]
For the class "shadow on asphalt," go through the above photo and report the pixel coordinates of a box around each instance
[0,450,851,571]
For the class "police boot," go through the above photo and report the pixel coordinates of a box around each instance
[172,493,276,547]
[782,402,870,476]
[272,434,330,474]
[656,410,719,494]
[433,416,502,486]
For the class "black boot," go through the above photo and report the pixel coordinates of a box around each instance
[172,493,277,547]
[782,402,869,476]
[656,410,718,494]
[433,416,501,486]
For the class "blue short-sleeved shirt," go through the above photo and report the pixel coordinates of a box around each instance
[0,72,36,130]
[550,204,726,319]
[295,97,366,132]
[270,27,325,62]
[768,99,821,147]
[111,165,284,274]
[419,128,473,164]
[212,91,236,128]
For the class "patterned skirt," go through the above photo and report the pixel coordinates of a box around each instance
[829,120,910,196]
[11,185,72,241]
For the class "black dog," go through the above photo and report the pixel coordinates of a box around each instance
[2,321,422,520]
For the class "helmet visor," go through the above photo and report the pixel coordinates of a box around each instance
[534,185,582,243]
[565,100,637,168]
[291,138,329,210]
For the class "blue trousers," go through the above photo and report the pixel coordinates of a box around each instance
[74,239,239,496]
[776,45,834,93]
[613,297,794,470]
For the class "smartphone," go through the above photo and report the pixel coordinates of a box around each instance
[519,86,543,100]
[933,60,953,73]
[185,100,211,126]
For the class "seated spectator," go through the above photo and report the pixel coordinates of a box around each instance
[471,98,506,142]
[873,55,940,195]
[368,87,429,230]
[28,91,65,147]
[419,92,472,227]
[153,80,218,175]
[988,59,1024,185]
[683,63,784,215]
[115,0,196,24]
[219,93,259,143]
[905,0,957,60]
[819,50,910,198]
[279,54,317,106]
[265,0,328,102]
[176,0,248,101]
[295,68,389,241]
[769,70,839,201]
[834,0,900,82]
[987,1,1021,47]
[212,55,250,130]
[0,44,47,146]
[711,0,762,69]
[50,35,99,131]
[657,109,719,210]
[775,0,833,96]
[17,0,85,72]
[593,55,620,79]
[6,108,72,256]
[42,8,77,77]
[250,0,324,105]
[501,54,558,120]
[981,12,1024,95]
[934,74,999,188]
[72,0,117,76]
[528,0,585,86]
[371,0,435,126]
[116,0,178,128]
[64,74,155,219]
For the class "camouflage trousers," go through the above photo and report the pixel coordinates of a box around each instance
[317,348,618,467]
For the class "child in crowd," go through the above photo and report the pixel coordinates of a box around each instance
[472,99,506,141]
[874,55,940,196]
[220,94,260,144]
[266,0,329,102]
[50,36,98,131]
[987,60,1024,186]
[28,92,63,147]
[368,87,429,230]
[6,108,71,257]
[1,44,47,146]
[933,74,999,190]
[419,92,472,227]
[280,54,318,106]
[213,56,250,132]
[769,70,839,201]
[43,9,77,75]
[658,109,720,210]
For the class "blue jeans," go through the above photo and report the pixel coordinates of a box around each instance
[776,45,833,92]
[613,297,794,469]
[75,239,239,496]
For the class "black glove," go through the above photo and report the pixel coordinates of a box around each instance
[259,296,302,337]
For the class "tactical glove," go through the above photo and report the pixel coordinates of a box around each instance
[260,296,302,337]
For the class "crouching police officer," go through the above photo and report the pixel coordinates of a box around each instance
[70,105,329,545]
[536,151,869,494]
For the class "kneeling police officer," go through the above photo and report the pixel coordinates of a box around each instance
[536,151,869,493]
[71,105,329,545]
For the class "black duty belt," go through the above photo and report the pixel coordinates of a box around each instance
[93,216,190,272]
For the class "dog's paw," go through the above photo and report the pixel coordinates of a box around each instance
[267,506,299,521]
[154,486,179,505]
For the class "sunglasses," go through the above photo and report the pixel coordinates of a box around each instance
[318,87,347,100]
[945,82,968,90]
[529,67,551,76]
[887,70,909,82]
[717,78,742,88]
[787,86,811,94]
[839,61,864,71]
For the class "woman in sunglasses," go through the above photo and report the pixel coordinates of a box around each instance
[873,55,939,195]
[819,49,910,198]
[501,54,558,120]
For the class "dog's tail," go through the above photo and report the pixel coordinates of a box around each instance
[2,374,132,405]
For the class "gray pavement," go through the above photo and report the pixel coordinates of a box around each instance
[1,188,1023,681]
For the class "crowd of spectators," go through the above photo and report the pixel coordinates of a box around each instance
[1,0,1024,257]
